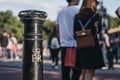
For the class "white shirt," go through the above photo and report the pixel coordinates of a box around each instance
[7,38,13,49]
[11,37,17,44]
[50,37,60,49]
[56,6,79,47]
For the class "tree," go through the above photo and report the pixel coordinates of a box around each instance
[0,10,23,42]
[0,10,56,42]
[109,16,120,29]
[43,19,56,40]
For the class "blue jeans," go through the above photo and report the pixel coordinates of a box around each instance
[2,47,7,57]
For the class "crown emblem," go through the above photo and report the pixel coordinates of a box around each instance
[32,47,40,54]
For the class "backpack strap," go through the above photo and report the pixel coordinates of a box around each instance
[79,13,96,30]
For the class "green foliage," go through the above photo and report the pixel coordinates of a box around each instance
[1,10,120,43]
[0,10,23,43]
[0,10,56,42]
[43,19,56,40]
[109,16,120,29]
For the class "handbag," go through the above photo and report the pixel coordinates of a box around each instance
[75,13,96,48]
[11,44,17,52]
[64,48,76,67]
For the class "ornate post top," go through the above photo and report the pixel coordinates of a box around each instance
[18,10,47,23]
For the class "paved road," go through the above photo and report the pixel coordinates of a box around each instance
[43,56,120,80]
[0,50,120,80]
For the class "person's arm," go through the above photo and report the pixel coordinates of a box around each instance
[105,35,110,47]
[56,24,60,39]
[94,14,102,33]
[104,34,112,51]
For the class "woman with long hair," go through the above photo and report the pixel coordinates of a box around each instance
[74,0,105,80]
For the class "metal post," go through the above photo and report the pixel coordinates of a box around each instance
[18,10,47,80]
[115,7,120,19]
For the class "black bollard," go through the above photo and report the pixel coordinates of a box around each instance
[18,10,47,80]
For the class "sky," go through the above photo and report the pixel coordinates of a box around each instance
[0,0,120,21]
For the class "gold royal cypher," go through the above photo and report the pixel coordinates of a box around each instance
[32,47,41,62]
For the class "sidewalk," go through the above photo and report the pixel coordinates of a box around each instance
[43,50,120,80]
[0,49,120,80]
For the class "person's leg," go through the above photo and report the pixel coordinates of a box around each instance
[14,53,19,60]
[13,52,16,59]
[2,47,7,57]
[10,51,14,60]
[49,48,52,59]
[84,69,95,80]
[71,68,81,80]
[109,52,114,69]
[79,69,85,80]
[106,49,113,69]
[54,49,60,66]
[50,49,55,66]
[7,49,10,59]
[114,49,118,63]
[61,47,71,80]
[72,48,81,80]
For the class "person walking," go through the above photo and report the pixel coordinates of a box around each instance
[6,33,13,60]
[10,33,19,60]
[109,35,119,63]
[56,0,81,80]
[0,31,8,58]
[74,1,105,80]
[103,29,114,69]
[49,27,60,69]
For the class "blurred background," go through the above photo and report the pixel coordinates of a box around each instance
[0,0,120,80]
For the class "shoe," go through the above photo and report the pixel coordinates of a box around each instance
[116,60,118,63]
[15,56,20,60]
[108,66,115,70]
[54,65,58,69]
[10,58,14,61]
[51,63,55,67]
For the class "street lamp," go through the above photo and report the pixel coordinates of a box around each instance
[99,0,109,30]
[115,7,120,19]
